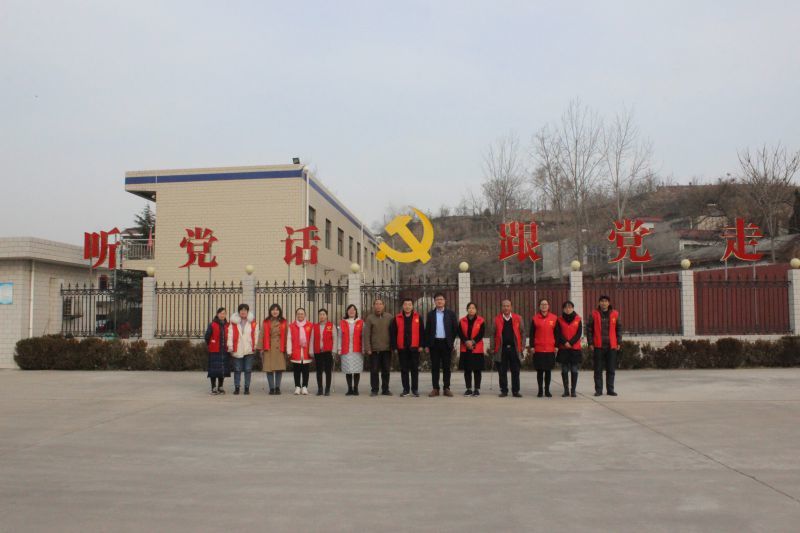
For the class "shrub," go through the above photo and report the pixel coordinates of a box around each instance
[14,335,65,369]
[157,340,196,371]
[617,341,647,369]
[776,336,800,367]
[126,340,154,370]
[682,339,716,369]
[652,341,686,369]
[52,337,82,370]
[715,338,745,369]
[743,340,773,367]
[75,337,110,370]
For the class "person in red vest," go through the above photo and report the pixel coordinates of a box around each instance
[457,302,486,397]
[555,300,582,398]
[586,295,622,396]
[528,298,558,398]
[489,299,524,398]
[226,303,258,395]
[338,304,364,396]
[390,298,426,397]
[312,308,337,396]
[262,303,287,395]
[204,307,229,395]
[287,307,314,395]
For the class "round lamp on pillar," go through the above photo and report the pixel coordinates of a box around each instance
[350,263,361,274]
[681,259,692,270]
[791,258,800,269]
[245,264,255,275]
[570,260,581,272]
[459,261,469,273]
[145,266,155,277]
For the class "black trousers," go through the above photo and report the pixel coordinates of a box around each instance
[593,348,617,393]
[464,368,482,390]
[430,339,453,390]
[293,363,310,388]
[370,350,391,392]
[498,346,521,394]
[315,352,333,392]
[398,349,420,392]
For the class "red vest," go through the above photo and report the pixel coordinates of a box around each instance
[494,313,522,352]
[231,319,257,353]
[339,319,363,355]
[460,315,485,353]
[289,322,314,362]
[395,312,422,350]
[262,318,287,352]
[557,314,582,350]
[313,321,335,353]
[592,309,619,349]
[532,312,557,353]
[207,321,224,353]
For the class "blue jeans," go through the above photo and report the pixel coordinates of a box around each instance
[232,354,254,388]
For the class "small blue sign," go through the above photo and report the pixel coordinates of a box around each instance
[0,282,12,305]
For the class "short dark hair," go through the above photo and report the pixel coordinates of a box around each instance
[295,307,306,316]
[598,295,611,302]
[318,308,328,316]
[401,298,414,305]
[237,303,249,312]
[434,292,446,300]
[466,301,477,311]
[562,300,575,309]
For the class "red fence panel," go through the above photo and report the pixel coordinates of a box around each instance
[695,275,789,334]
[470,280,570,320]
[584,275,682,334]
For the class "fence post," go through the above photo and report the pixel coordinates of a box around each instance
[142,276,156,341]
[679,269,696,337]
[458,270,471,319]
[789,269,800,335]
[570,270,584,319]
[52,278,65,336]
[347,271,361,308]
[241,275,256,310]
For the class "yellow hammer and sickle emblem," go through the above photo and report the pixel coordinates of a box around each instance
[376,208,434,264]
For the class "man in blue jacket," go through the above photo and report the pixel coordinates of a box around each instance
[424,292,459,397]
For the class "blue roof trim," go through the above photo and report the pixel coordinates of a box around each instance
[125,169,304,185]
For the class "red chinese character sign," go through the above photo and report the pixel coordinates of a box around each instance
[721,218,763,262]
[179,227,218,268]
[284,226,319,265]
[84,228,120,269]
[608,219,652,263]
[498,222,541,262]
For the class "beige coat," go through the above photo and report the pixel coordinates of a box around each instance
[262,319,287,372]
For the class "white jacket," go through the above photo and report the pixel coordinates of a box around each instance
[227,312,259,358]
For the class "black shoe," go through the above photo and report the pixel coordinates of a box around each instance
[464,389,473,396]
[499,392,508,397]
[324,390,331,396]
[594,391,602,396]
[545,390,552,398]
[275,388,281,395]
[570,391,577,397]
[607,391,618,396]
[400,390,410,397]
[472,389,480,397]
[381,390,392,396]
[370,391,378,397]
[210,388,219,395]
[234,387,240,395]
[562,390,570,397]
[353,389,360,396]
[244,387,250,395]
[317,389,323,396]
[345,390,354,396]
[513,392,523,398]
[537,391,544,398]
[412,390,419,397]
[268,388,275,395]
[217,388,225,395]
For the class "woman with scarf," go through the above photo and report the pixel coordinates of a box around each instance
[338,304,364,396]
[287,307,314,395]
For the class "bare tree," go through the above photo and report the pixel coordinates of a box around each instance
[737,143,800,262]
[602,107,653,221]
[531,126,568,277]
[553,99,605,265]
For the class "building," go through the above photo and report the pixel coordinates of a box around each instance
[123,164,396,285]
[0,238,102,368]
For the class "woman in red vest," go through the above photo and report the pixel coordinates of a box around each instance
[338,304,364,396]
[555,300,582,397]
[312,308,337,396]
[204,307,229,395]
[262,303,287,395]
[457,302,485,397]
[287,307,314,395]
[529,298,558,397]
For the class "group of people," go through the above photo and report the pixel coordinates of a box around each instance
[204,293,622,399]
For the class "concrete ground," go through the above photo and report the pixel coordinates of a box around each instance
[0,369,799,532]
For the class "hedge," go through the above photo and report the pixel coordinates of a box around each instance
[13,335,800,371]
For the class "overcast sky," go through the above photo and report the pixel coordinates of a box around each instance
[2,0,799,244]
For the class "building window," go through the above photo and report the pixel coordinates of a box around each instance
[357,242,361,266]
[325,219,332,249]
[337,228,344,256]
[348,237,354,261]
[308,206,316,227]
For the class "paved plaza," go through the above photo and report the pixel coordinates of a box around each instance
[1,369,799,532]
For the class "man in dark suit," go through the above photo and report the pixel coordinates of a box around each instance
[424,292,459,397]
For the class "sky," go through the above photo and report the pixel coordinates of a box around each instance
[1,0,799,244]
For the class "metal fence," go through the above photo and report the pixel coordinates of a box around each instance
[470,278,570,320]
[584,275,682,334]
[360,279,458,318]
[61,284,142,338]
[695,276,790,334]
[255,281,349,323]
[154,281,242,338]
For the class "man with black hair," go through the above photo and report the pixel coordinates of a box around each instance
[390,298,426,397]
[424,292,459,397]
[586,295,621,396]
